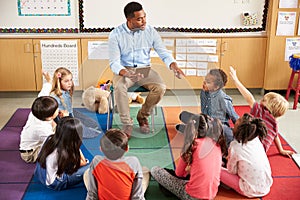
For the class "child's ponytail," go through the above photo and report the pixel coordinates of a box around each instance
[251,118,267,141]
[235,113,268,144]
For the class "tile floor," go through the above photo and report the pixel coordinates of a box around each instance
[0,89,299,153]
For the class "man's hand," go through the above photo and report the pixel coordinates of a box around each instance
[170,62,185,79]
[123,70,144,82]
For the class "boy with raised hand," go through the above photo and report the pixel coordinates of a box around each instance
[229,66,294,157]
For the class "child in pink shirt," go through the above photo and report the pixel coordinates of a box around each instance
[151,113,227,199]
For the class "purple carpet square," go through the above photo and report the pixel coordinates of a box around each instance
[0,127,23,150]
[0,183,31,200]
[4,108,30,128]
[5,108,31,127]
[0,151,35,182]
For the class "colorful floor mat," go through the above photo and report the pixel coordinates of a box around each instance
[1,106,299,200]
[163,106,300,200]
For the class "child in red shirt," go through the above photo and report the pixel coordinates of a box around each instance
[84,129,149,199]
[229,66,294,157]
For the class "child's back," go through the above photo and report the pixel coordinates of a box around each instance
[85,129,146,200]
[19,73,58,163]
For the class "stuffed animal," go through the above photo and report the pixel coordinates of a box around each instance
[97,79,144,104]
[128,92,145,104]
[97,79,112,91]
[82,86,110,114]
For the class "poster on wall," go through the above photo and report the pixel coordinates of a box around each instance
[88,41,109,60]
[40,40,79,86]
[279,0,298,8]
[276,12,296,36]
[285,38,300,61]
[18,0,71,16]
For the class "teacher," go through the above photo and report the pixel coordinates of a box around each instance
[109,1,184,138]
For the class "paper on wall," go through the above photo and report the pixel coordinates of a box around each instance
[285,38,300,61]
[276,12,296,36]
[40,40,79,86]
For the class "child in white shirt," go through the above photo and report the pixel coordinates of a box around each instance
[19,72,59,163]
[220,113,273,198]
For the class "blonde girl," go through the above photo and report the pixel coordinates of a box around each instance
[50,67,102,138]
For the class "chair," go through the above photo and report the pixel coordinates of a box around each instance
[286,54,300,110]
[285,69,300,109]
[107,84,157,133]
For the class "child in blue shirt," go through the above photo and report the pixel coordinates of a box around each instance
[177,68,239,148]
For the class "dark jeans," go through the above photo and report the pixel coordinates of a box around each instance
[34,162,89,191]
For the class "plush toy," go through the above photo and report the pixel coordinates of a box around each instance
[97,79,144,104]
[82,86,110,114]
[128,92,145,104]
[97,80,112,91]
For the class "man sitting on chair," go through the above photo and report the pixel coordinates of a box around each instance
[109,2,184,137]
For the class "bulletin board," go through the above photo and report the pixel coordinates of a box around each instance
[79,0,269,33]
[0,0,78,33]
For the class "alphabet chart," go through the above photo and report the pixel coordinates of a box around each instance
[18,0,70,16]
[40,40,79,86]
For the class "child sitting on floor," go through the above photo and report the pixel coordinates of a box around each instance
[229,66,294,157]
[151,113,227,200]
[19,72,59,163]
[177,68,239,148]
[49,67,102,138]
[84,128,149,199]
[35,117,89,190]
[221,113,273,198]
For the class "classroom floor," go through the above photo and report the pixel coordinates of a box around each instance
[0,89,299,153]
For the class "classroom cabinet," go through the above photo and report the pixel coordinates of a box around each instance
[0,39,37,91]
[220,37,267,89]
[0,36,266,91]
[0,38,82,91]
[263,0,298,90]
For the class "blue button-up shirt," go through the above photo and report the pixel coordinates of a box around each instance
[109,23,175,75]
[52,90,73,116]
[200,89,239,126]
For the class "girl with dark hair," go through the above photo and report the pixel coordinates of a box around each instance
[220,113,273,198]
[34,117,89,191]
[151,113,226,200]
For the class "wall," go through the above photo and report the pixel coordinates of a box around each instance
[0,0,267,33]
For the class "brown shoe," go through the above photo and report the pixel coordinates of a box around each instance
[137,112,150,134]
[122,125,133,139]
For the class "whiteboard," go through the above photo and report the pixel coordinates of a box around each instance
[81,0,268,32]
[0,0,268,33]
